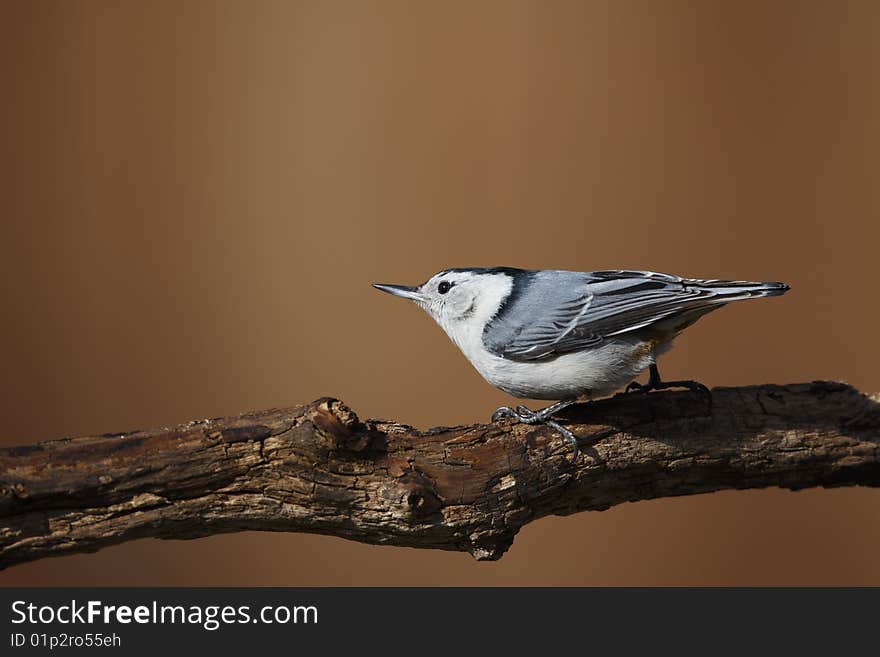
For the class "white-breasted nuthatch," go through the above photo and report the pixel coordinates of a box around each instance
[373,268,789,457]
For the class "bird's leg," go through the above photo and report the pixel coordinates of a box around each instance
[625,363,711,397]
[491,398,580,458]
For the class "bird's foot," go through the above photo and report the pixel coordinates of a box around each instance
[623,364,712,406]
[625,378,710,396]
[490,405,546,424]
[491,399,580,459]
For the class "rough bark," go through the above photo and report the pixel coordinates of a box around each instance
[1,381,878,569]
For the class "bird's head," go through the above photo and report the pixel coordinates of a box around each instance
[372,268,517,330]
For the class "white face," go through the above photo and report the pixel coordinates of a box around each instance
[373,270,513,328]
[415,271,484,322]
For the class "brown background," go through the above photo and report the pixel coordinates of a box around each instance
[2,0,878,585]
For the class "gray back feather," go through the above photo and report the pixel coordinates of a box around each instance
[482,269,788,361]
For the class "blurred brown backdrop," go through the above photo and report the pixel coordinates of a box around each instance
[2,0,879,585]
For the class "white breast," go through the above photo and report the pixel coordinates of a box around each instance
[470,338,656,399]
[432,275,657,400]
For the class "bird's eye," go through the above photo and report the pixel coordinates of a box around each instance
[438,281,452,294]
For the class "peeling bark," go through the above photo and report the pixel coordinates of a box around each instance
[1,381,878,568]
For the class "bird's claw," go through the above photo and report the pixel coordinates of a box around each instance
[491,405,542,424]
[491,402,580,459]
[625,377,711,398]
[625,380,647,394]
[681,380,712,397]
[623,371,713,411]
[515,405,540,422]
[545,419,579,460]
[491,406,520,424]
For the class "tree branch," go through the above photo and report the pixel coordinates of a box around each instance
[1,381,878,568]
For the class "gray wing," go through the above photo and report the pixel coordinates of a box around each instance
[483,269,787,361]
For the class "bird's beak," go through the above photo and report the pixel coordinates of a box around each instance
[372,283,426,303]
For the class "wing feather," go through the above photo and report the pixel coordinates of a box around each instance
[484,269,786,361]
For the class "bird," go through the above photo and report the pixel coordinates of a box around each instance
[373,267,789,458]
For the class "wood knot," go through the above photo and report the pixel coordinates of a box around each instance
[312,398,361,432]
[309,399,358,446]
[399,471,441,518]
[309,399,387,454]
